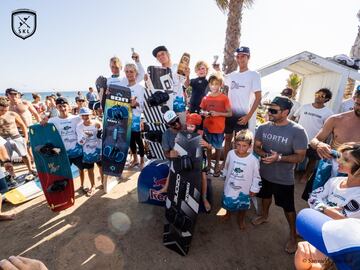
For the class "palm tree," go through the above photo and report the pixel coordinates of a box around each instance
[344,9,360,99]
[216,0,254,74]
[286,73,302,99]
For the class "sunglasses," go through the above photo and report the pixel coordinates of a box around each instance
[77,100,85,102]
[315,93,327,98]
[268,108,282,114]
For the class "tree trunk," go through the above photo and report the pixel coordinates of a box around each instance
[222,0,243,74]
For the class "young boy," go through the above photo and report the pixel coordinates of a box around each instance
[76,107,102,196]
[200,74,232,177]
[187,61,209,113]
[157,113,212,212]
[222,130,261,230]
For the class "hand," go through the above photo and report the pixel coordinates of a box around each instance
[209,111,219,117]
[131,52,140,62]
[200,139,210,149]
[261,150,279,164]
[23,136,28,144]
[40,116,48,126]
[144,74,148,81]
[105,89,110,96]
[316,142,332,159]
[212,63,220,71]
[169,150,179,158]
[183,67,190,77]
[249,192,257,197]
[0,256,48,270]
[130,97,138,108]
[237,114,250,126]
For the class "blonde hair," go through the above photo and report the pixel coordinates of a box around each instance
[0,97,9,107]
[124,63,138,74]
[208,72,224,85]
[194,61,209,72]
[110,56,122,68]
[234,129,253,145]
[338,142,360,176]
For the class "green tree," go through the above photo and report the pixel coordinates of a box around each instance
[216,0,254,74]
[286,73,302,99]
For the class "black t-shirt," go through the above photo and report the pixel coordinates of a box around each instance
[189,77,209,113]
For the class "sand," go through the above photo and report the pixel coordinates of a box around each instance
[0,165,308,270]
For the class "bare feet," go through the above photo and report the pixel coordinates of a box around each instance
[86,187,95,197]
[238,220,246,230]
[129,161,139,168]
[251,216,268,226]
[285,238,297,254]
[0,213,16,221]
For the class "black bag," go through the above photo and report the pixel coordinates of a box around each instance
[147,91,169,107]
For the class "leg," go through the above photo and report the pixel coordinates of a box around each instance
[79,169,85,188]
[284,211,297,254]
[129,132,138,167]
[201,172,211,212]
[0,196,15,221]
[221,133,233,169]
[206,146,212,170]
[237,210,247,230]
[21,155,35,174]
[252,198,272,225]
[136,132,145,169]
[97,163,104,186]
[213,148,221,176]
[300,158,316,183]
[87,167,95,196]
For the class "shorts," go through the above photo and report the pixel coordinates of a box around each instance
[69,156,85,170]
[306,146,320,160]
[224,115,248,134]
[82,160,102,170]
[204,129,224,150]
[257,178,295,212]
[222,193,251,211]
[4,137,27,157]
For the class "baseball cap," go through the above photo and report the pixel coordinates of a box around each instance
[280,88,294,97]
[55,97,69,105]
[5,88,19,95]
[264,96,293,111]
[163,110,178,124]
[152,45,168,57]
[79,107,92,116]
[235,46,250,55]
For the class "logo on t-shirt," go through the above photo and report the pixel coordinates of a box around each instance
[231,81,245,90]
[262,132,289,144]
[344,200,360,212]
[304,111,322,119]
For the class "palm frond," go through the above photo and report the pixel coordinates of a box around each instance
[215,0,229,12]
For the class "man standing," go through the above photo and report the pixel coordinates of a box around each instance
[340,86,360,113]
[86,87,99,110]
[6,88,41,126]
[293,88,333,183]
[0,97,36,175]
[151,46,189,124]
[222,46,262,169]
[310,90,360,159]
[253,96,308,254]
[0,136,15,221]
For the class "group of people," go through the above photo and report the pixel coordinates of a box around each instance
[0,45,360,269]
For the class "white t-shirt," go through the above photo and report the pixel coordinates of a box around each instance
[308,177,360,218]
[294,103,333,140]
[224,70,261,115]
[107,62,145,87]
[340,98,354,113]
[49,115,82,158]
[0,136,6,179]
[129,84,145,132]
[76,122,101,163]
[223,150,261,198]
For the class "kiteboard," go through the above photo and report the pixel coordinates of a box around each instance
[102,84,132,193]
[29,123,75,212]
[163,131,202,256]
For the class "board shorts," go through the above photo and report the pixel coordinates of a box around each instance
[204,129,224,150]
[257,178,295,212]
[82,160,102,170]
[4,136,27,157]
[222,193,251,211]
[224,115,248,134]
[69,156,85,170]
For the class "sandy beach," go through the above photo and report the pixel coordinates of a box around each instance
[0,164,308,270]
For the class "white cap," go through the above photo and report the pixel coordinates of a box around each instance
[163,110,178,124]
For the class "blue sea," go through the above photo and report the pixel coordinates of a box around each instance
[1,91,83,106]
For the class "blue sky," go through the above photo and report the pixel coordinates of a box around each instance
[0,0,359,94]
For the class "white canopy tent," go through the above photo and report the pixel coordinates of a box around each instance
[257,51,360,113]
